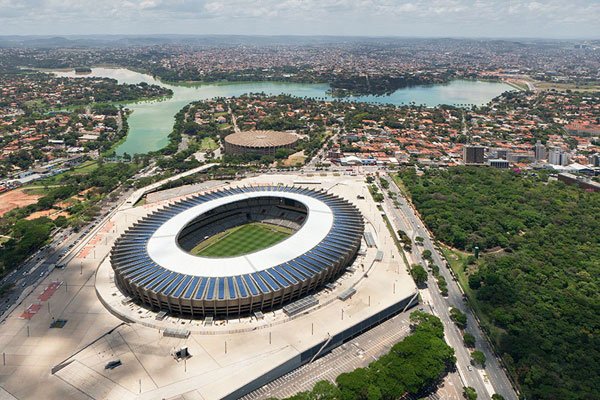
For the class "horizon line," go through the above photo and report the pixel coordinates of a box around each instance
[0,33,598,41]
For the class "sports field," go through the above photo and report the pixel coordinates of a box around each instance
[191,222,293,257]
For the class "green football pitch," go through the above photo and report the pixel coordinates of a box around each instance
[191,222,293,257]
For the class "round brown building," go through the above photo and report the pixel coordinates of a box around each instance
[224,130,298,156]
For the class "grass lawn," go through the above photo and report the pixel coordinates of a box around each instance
[528,79,600,92]
[133,197,146,207]
[22,186,54,196]
[283,150,307,167]
[32,160,99,186]
[70,160,98,174]
[441,245,473,297]
[199,137,219,151]
[440,245,505,341]
[23,99,46,110]
[391,174,410,197]
[191,222,292,257]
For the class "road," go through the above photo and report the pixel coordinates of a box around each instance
[0,185,134,322]
[381,171,517,400]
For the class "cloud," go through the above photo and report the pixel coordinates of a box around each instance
[0,0,598,37]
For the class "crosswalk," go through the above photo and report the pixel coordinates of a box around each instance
[241,314,411,399]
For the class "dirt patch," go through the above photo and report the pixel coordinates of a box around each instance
[0,189,41,216]
[55,200,76,209]
[26,209,70,221]
[283,151,307,167]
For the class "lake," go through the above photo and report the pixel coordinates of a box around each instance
[53,68,513,155]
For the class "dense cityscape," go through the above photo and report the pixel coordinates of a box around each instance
[0,7,598,400]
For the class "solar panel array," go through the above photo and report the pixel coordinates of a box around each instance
[110,185,364,318]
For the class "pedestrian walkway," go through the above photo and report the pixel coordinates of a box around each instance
[55,360,136,400]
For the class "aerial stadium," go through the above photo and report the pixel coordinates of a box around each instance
[223,130,299,155]
[110,185,364,318]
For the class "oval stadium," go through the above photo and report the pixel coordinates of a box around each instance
[110,185,364,318]
[223,130,298,155]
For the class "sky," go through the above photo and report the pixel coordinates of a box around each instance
[0,0,599,38]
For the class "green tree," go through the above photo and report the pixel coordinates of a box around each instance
[422,249,432,261]
[409,264,428,287]
[336,368,371,400]
[463,332,476,348]
[309,380,340,400]
[463,386,477,400]
[468,274,482,290]
[471,350,486,367]
[379,177,390,189]
[450,307,467,329]
[437,275,448,296]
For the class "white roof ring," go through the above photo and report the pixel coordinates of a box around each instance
[146,191,334,277]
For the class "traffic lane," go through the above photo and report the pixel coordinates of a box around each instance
[419,235,515,397]
[410,221,493,396]
[1,221,92,305]
[381,185,493,398]
[422,270,490,398]
[390,186,516,399]
[380,190,490,397]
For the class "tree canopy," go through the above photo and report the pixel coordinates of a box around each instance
[399,166,600,399]
[409,264,428,287]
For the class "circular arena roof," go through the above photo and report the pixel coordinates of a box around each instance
[224,130,298,148]
[110,186,364,317]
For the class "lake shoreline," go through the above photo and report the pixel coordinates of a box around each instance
[51,67,514,155]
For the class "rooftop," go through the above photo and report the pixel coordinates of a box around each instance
[145,189,334,277]
[224,130,298,148]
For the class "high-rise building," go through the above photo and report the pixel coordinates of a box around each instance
[463,145,485,164]
[548,148,560,165]
[589,153,600,167]
[534,140,547,161]
[548,148,570,166]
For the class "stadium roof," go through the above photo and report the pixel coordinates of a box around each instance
[110,185,364,309]
[146,190,333,277]
[224,130,298,148]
